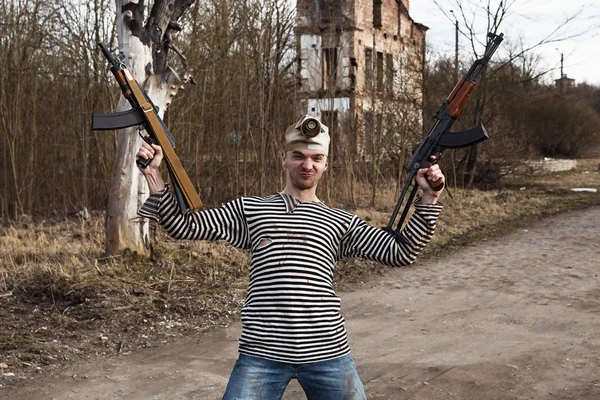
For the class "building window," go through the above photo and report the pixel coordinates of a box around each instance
[386,53,394,96]
[373,0,382,28]
[322,47,338,91]
[365,48,373,91]
[319,0,343,24]
[376,51,384,93]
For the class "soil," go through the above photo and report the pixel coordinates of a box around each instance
[2,206,600,399]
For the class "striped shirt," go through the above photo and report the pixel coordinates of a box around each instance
[139,188,442,363]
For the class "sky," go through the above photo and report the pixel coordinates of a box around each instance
[408,0,600,86]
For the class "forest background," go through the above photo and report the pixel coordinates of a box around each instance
[1,0,599,221]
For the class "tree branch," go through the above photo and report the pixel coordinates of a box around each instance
[146,0,195,74]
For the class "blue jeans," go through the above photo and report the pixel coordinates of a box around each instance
[222,353,367,400]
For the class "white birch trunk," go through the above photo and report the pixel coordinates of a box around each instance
[106,0,191,255]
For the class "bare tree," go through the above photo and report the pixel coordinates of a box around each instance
[432,0,595,187]
[179,0,296,203]
[15,0,599,221]
[0,0,60,220]
[105,0,195,255]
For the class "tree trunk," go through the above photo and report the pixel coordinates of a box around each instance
[106,0,194,255]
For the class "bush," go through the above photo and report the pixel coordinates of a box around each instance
[522,97,600,158]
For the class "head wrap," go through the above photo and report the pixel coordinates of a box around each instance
[284,115,330,156]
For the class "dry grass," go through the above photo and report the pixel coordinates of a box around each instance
[0,158,599,385]
[0,217,250,384]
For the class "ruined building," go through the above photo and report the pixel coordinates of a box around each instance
[295,0,427,160]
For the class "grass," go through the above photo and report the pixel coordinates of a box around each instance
[0,157,599,384]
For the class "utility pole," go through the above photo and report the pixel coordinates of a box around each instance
[559,52,564,94]
[450,10,458,82]
[556,49,564,94]
[560,53,564,77]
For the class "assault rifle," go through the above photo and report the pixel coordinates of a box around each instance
[92,43,202,213]
[385,32,504,239]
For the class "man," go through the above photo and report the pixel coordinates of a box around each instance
[136,115,445,399]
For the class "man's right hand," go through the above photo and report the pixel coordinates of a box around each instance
[137,138,163,171]
[136,137,166,193]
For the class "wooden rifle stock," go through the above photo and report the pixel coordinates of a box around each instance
[445,79,476,119]
[93,43,202,213]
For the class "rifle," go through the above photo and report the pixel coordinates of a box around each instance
[92,43,202,213]
[385,32,504,239]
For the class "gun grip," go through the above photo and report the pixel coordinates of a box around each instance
[136,157,151,169]
[136,135,155,169]
[430,178,445,192]
[437,124,489,149]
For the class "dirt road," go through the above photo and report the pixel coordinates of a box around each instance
[4,206,600,400]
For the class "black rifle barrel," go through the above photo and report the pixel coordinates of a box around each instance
[98,43,118,67]
[463,32,504,84]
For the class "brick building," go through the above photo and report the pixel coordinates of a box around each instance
[295,0,427,160]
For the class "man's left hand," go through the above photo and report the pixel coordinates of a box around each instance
[416,159,445,205]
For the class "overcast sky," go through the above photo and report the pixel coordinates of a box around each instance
[408,0,600,86]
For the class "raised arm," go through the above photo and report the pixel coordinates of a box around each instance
[338,202,442,267]
[136,142,250,249]
[339,163,444,266]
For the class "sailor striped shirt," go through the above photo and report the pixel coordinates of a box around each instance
[139,188,442,363]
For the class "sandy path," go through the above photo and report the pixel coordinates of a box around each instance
[4,206,600,399]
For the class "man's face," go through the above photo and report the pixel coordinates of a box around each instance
[283,148,329,190]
